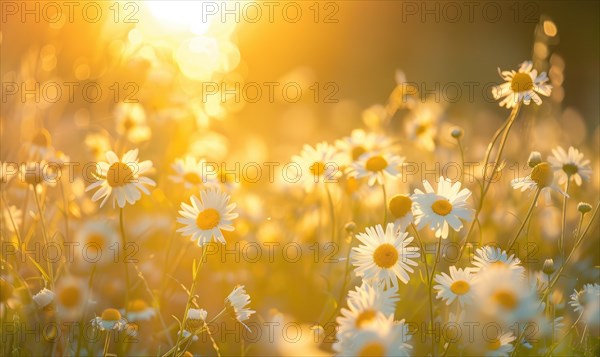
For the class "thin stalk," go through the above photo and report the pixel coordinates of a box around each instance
[559,180,570,263]
[102,331,111,357]
[381,182,388,225]
[172,248,209,356]
[506,188,541,252]
[458,103,521,258]
[325,184,336,244]
[33,188,55,289]
[119,208,131,315]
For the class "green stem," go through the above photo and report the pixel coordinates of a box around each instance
[559,180,570,263]
[506,188,541,252]
[458,103,521,258]
[381,182,388,225]
[33,189,55,290]
[119,208,130,315]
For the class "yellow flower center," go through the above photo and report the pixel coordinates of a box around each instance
[487,338,501,350]
[365,156,388,172]
[450,280,470,295]
[344,176,360,194]
[373,243,399,268]
[389,195,413,219]
[58,285,82,308]
[183,172,203,185]
[492,290,518,311]
[415,123,429,136]
[352,146,367,160]
[510,72,534,92]
[562,163,578,176]
[101,308,122,321]
[358,342,386,357]
[86,233,106,251]
[310,161,326,177]
[128,299,149,312]
[123,117,135,131]
[106,162,134,188]
[32,129,51,147]
[355,309,377,328]
[431,199,453,216]
[196,208,220,230]
[530,162,553,188]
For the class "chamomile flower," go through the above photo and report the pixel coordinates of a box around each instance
[471,246,525,277]
[186,308,208,330]
[511,161,565,202]
[32,287,55,310]
[351,223,420,288]
[405,101,443,152]
[485,332,515,357]
[169,156,217,189]
[114,102,151,143]
[176,188,238,246]
[569,283,600,314]
[548,146,592,186]
[124,299,155,322]
[347,152,404,186]
[336,283,400,344]
[92,308,128,331]
[434,266,477,307]
[335,129,392,164]
[225,285,255,325]
[492,60,552,108]
[74,219,119,268]
[337,313,412,357]
[413,176,474,239]
[85,149,156,208]
[55,277,86,321]
[291,142,341,190]
[388,194,414,232]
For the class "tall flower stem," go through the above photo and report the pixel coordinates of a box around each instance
[559,180,570,263]
[325,184,336,244]
[119,208,130,314]
[459,103,521,257]
[33,189,54,290]
[172,247,209,357]
[506,188,541,252]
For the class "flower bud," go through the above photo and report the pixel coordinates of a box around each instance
[542,259,555,275]
[451,127,464,139]
[578,202,592,214]
[344,221,357,234]
[528,151,543,168]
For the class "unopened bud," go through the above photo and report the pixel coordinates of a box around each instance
[578,202,592,214]
[542,259,555,275]
[451,127,463,139]
[344,222,356,234]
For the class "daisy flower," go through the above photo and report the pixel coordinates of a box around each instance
[20,161,58,187]
[186,308,208,331]
[85,149,155,208]
[413,176,474,239]
[291,142,341,190]
[114,102,151,143]
[473,265,540,324]
[511,161,565,202]
[176,188,238,246]
[434,266,478,307]
[336,283,400,345]
[337,313,412,357]
[169,156,217,190]
[471,246,525,277]
[351,223,420,288]
[92,308,128,331]
[405,101,443,152]
[388,194,414,232]
[123,299,155,322]
[347,152,404,186]
[569,283,600,314]
[74,219,119,268]
[485,332,515,357]
[225,285,255,325]
[492,60,552,108]
[548,146,592,186]
[32,287,55,310]
[55,276,87,321]
[335,129,392,164]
